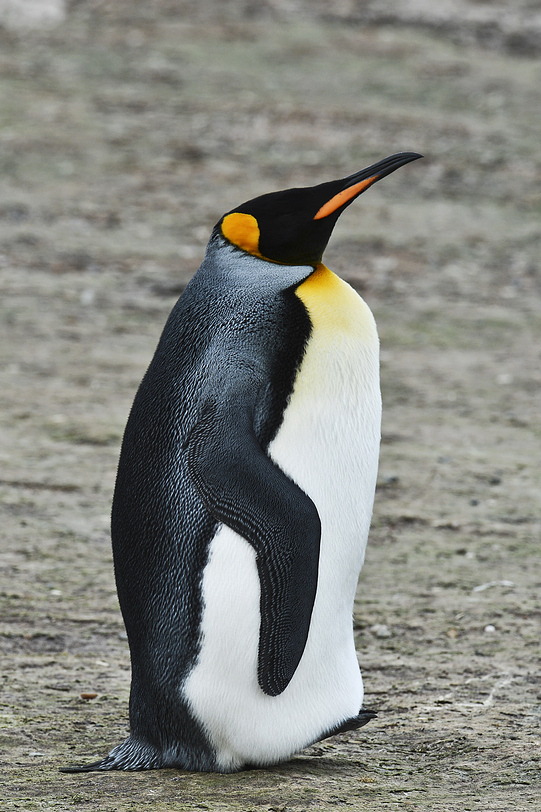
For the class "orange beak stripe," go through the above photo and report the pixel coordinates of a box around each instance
[313,175,378,220]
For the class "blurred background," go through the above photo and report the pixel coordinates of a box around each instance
[1,1,540,809]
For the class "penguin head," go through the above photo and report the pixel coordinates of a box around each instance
[218,152,422,267]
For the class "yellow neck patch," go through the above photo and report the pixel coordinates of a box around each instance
[221,212,263,257]
[295,263,377,340]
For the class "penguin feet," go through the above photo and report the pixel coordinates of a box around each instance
[59,733,219,773]
[316,707,377,742]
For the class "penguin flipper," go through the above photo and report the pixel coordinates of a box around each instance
[186,400,321,698]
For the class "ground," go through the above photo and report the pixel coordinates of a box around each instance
[0,1,540,810]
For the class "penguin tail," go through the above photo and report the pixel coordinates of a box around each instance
[59,756,116,773]
[59,736,163,773]
[317,707,378,742]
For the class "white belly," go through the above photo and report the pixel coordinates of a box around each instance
[184,269,381,770]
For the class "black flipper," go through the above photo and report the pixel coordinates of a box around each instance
[317,708,377,742]
[186,398,321,697]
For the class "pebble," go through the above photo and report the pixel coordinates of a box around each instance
[370,624,391,638]
[80,288,96,307]
[80,692,98,700]
[484,624,496,633]
[472,580,515,593]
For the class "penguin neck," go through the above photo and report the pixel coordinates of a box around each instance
[200,233,314,292]
[295,263,377,340]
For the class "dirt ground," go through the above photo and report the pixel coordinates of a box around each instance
[1,1,540,810]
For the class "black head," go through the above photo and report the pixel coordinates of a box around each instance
[218,152,422,266]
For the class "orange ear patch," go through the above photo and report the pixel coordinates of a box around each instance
[313,175,377,220]
[221,212,262,256]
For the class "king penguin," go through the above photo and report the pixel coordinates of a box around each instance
[62,151,421,773]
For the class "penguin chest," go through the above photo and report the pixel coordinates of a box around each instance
[265,262,381,701]
[269,263,381,573]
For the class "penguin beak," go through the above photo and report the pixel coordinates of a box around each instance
[313,152,423,221]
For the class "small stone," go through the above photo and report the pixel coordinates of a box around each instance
[80,692,98,700]
[446,628,458,639]
[80,288,96,306]
[370,624,391,638]
[384,475,399,485]
[472,580,515,593]
[484,624,496,633]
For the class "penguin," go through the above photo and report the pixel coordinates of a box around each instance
[62,151,421,773]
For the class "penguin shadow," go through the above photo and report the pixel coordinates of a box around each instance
[241,744,372,777]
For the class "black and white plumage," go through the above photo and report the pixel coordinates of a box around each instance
[62,152,421,773]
